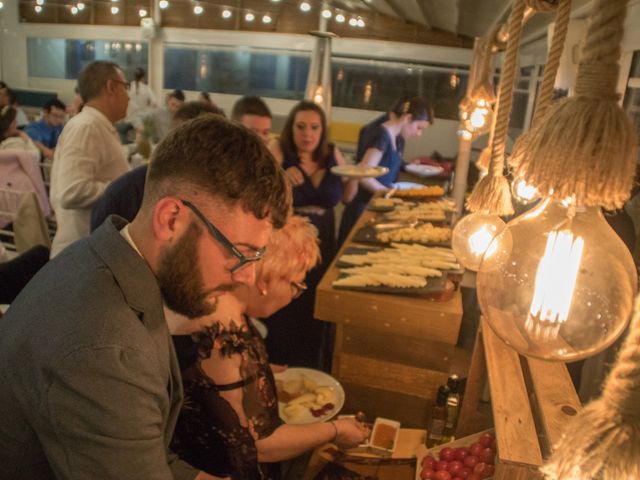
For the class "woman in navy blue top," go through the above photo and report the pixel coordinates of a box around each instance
[266,101,357,371]
[338,97,434,245]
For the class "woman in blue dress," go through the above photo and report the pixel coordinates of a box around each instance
[338,97,434,245]
[266,101,357,371]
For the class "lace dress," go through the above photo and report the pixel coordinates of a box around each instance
[171,318,283,479]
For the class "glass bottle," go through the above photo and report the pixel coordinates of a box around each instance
[441,375,461,443]
[426,385,449,448]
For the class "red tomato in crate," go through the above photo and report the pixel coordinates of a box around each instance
[440,447,456,462]
[446,460,463,476]
[469,442,484,458]
[479,432,494,448]
[473,462,493,479]
[435,460,449,471]
[458,467,473,479]
[433,471,452,480]
[479,447,495,465]
[420,468,436,479]
[454,447,469,461]
[422,455,437,469]
[463,455,479,469]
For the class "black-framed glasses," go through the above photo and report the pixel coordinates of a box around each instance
[291,280,307,299]
[182,200,266,273]
[112,79,131,91]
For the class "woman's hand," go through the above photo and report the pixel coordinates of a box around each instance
[332,418,371,450]
[284,166,305,186]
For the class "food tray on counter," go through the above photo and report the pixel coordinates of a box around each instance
[352,225,451,247]
[336,247,463,276]
[332,272,448,296]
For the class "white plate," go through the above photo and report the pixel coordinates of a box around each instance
[405,164,445,178]
[392,181,424,190]
[275,367,345,425]
[330,165,389,178]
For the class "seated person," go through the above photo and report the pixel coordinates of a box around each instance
[171,215,370,479]
[231,95,272,145]
[0,88,29,128]
[24,98,66,161]
[0,106,39,154]
[90,101,224,231]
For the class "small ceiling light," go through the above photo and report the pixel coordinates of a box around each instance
[335,13,345,23]
[0,1,4,9]
[271,0,281,2]
[36,0,44,5]
[111,5,119,14]
[35,4,42,12]
[139,8,147,17]
[222,8,232,18]
[321,8,332,19]
[300,2,311,12]
[135,43,142,52]
[159,0,169,9]
[357,17,365,27]
[71,5,78,14]
[245,12,255,21]
[348,17,358,26]
[77,2,85,10]
[193,4,204,15]
[124,42,133,51]
[262,14,272,23]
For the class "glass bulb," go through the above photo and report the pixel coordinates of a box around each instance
[452,213,508,272]
[477,199,637,361]
[511,177,539,205]
[469,108,488,128]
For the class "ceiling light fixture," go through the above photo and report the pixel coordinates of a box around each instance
[357,17,365,27]
[71,5,78,14]
[245,12,255,21]
[36,0,44,5]
[300,2,311,12]
[321,9,332,19]
[34,4,42,12]
[193,4,204,15]
[348,17,358,26]
[159,0,169,9]
[262,14,272,23]
[335,13,345,23]
[111,5,119,14]
[222,8,232,18]
[138,8,147,17]
[77,2,85,10]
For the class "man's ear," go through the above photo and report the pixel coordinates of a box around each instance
[151,197,189,242]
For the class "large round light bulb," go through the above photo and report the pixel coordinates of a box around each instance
[452,212,507,272]
[477,199,637,361]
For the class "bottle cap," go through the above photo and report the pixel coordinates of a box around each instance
[447,374,460,393]
[436,385,450,405]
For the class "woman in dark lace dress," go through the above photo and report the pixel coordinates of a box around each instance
[171,216,370,479]
[266,101,358,372]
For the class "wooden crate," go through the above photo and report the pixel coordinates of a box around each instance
[455,318,582,480]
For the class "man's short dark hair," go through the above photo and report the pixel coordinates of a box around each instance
[44,98,66,112]
[5,88,17,106]
[144,115,290,228]
[174,101,224,122]
[168,89,185,102]
[230,96,272,122]
[78,61,120,103]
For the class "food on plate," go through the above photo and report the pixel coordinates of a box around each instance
[371,423,398,450]
[393,185,444,198]
[343,264,442,278]
[370,197,404,209]
[275,374,336,422]
[339,244,460,271]
[332,272,427,288]
[382,199,456,222]
[376,223,452,244]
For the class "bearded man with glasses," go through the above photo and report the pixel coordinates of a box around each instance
[0,114,291,480]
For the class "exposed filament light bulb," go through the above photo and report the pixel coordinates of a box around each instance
[452,212,508,272]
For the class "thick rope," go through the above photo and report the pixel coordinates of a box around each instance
[532,0,572,124]
[543,294,640,480]
[514,0,636,209]
[574,0,626,100]
[466,0,525,215]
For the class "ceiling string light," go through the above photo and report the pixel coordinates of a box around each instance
[110,5,119,14]
[159,0,169,9]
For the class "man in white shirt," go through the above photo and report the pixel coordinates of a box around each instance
[49,61,130,257]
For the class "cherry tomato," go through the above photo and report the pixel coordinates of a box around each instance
[440,447,456,462]
[422,456,437,469]
[479,447,495,465]
[473,462,492,479]
[447,460,463,476]
[483,464,495,478]
[420,468,436,479]
[479,432,494,448]
[435,460,449,471]
[469,442,484,458]
[454,447,469,461]
[488,437,497,451]
[458,467,473,479]
[463,455,479,469]
[433,471,452,480]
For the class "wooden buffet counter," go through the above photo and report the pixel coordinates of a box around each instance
[315,208,466,428]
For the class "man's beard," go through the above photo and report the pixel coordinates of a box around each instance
[157,222,218,319]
